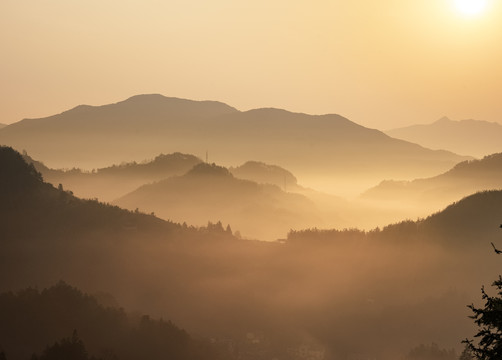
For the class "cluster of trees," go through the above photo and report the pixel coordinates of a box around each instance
[286,191,502,249]
[30,331,102,360]
[0,282,232,360]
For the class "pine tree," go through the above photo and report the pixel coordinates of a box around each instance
[464,238,502,359]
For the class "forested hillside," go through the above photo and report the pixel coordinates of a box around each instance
[0,282,231,360]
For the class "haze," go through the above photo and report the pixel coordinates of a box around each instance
[2,1,502,360]
[2,0,502,129]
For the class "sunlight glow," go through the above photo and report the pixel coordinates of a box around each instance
[454,0,488,16]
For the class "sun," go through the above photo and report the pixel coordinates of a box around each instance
[453,0,489,16]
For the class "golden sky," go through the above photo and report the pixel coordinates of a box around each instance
[1,0,501,129]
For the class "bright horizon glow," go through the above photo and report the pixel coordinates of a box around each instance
[454,0,488,16]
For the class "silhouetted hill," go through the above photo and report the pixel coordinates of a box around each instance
[229,161,299,191]
[0,146,175,241]
[0,94,469,193]
[418,190,502,245]
[290,190,502,253]
[386,117,502,157]
[22,152,202,202]
[0,282,231,360]
[361,153,502,218]
[114,162,324,240]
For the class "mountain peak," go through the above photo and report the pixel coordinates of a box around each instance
[231,161,298,187]
[435,116,452,124]
[185,162,232,178]
[151,152,202,166]
[120,94,238,112]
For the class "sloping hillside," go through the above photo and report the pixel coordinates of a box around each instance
[362,153,502,215]
[0,282,231,360]
[0,94,237,169]
[22,152,202,202]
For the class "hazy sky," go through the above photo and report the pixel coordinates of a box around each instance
[1,0,501,129]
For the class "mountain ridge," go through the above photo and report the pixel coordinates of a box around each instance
[360,153,502,225]
[0,94,470,193]
[386,117,502,157]
[21,151,203,202]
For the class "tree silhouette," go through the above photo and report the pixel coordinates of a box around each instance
[464,231,502,359]
[31,330,100,360]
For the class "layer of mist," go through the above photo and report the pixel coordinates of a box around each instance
[1,146,501,360]
[361,153,502,226]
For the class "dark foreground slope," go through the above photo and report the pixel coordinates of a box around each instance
[0,94,469,192]
[2,146,502,360]
[0,282,231,360]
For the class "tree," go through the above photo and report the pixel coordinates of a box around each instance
[464,238,502,359]
[31,330,100,360]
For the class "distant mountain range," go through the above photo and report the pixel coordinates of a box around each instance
[386,117,502,158]
[361,153,502,219]
[0,94,470,193]
[114,162,325,240]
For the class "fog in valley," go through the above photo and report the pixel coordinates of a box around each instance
[2,101,502,359]
[3,1,502,359]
